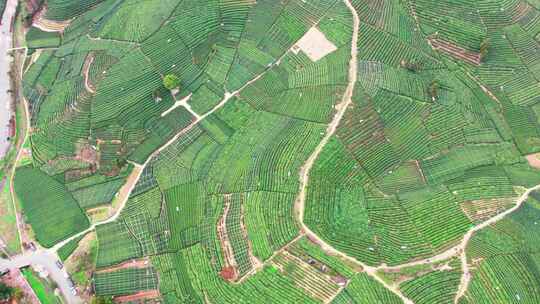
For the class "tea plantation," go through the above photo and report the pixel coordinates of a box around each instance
[13,0,540,303]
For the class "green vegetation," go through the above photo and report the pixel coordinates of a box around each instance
[162,74,181,90]
[479,38,490,62]
[17,0,540,302]
[400,260,462,304]
[0,1,6,20]
[332,273,403,304]
[94,267,158,296]
[57,233,85,261]
[91,296,114,304]
[14,166,89,247]
[0,282,14,301]
[460,195,540,303]
[25,27,61,49]
[21,268,61,304]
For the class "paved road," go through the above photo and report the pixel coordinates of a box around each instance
[0,0,17,159]
[0,250,83,303]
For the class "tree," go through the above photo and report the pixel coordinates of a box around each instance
[152,89,163,102]
[12,288,23,301]
[0,282,14,301]
[163,74,181,90]
[400,60,420,72]
[479,38,490,62]
[429,80,440,101]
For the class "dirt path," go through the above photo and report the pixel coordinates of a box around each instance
[216,194,239,281]
[114,290,160,302]
[292,1,413,303]
[95,257,150,274]
[82,54,96,93]
[235,234,304,284]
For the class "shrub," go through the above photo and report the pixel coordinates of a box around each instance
[163,74,181,90]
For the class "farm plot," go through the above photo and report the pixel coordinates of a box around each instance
[271,250,343,302]
[94,267,159,296]
[461,197,540,303]
[400,261,462,304]
[332,273,403,304]
[14,166,90,247]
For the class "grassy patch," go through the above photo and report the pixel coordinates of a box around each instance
[21,268,61,304]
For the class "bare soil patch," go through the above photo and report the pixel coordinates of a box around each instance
[292,27,337,62]
[429,38,480,65]
[82,54,96,93]
[114,290,160,303]
[32,7,70,32]
[95,258,150,274]
[217,194,238,281]
[526,153,540,169]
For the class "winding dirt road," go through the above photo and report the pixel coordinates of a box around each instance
[293,1,414,303]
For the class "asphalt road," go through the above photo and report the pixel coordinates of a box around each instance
[0,0,17,159]
[0,249,83,303]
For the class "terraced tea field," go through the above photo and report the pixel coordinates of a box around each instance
[7,0,540,303]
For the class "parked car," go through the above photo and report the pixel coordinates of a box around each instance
[55,260,63,269]
[67,278,75,288]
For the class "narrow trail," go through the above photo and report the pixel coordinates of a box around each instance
[293,1,413,303]
[82,54,96,93]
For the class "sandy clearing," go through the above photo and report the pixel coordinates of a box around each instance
[526,152,540,169]
[32,7,70,32]
[292,27,337,62]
